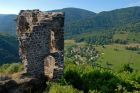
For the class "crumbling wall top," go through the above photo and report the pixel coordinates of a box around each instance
[16,9,64,36]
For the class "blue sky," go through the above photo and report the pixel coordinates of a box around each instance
[0,0,140,14]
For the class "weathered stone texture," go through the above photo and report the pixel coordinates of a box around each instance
[0,77,46,93]
[16,9,64,80]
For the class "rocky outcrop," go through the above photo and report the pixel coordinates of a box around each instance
[16,10,64,80]
[0,77,46,93]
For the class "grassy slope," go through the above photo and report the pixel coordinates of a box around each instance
[65,35,140,71]
[95,44,140,71]
[113,32,140,43]
[64,40,75,45]
[65,31,140,71]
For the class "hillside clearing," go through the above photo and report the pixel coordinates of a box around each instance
[95,44,140,71]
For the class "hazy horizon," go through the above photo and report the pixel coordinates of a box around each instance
[0,6,140,15]
[0,0,140,14]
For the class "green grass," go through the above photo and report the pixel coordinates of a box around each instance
[95,44,140,71]
[0,53,140,92]
[128,32,140,43]
[113,32,128,40]
[113,32,140,43]
[64,38,140,71]
[44,83,83,93]
[46,61,140,92]
[64,40,76,45]
[0,63,23,74]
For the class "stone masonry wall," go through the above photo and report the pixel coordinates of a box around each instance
[16,10,64,80]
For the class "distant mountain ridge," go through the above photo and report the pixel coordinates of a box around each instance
[0,33,19,64]
[49,7,96,22]
[0,6,140,37]
[49,7,140,36]
[0,6,140,63]
[0,14,16,35]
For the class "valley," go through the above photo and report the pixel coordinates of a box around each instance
[0,6,140,93]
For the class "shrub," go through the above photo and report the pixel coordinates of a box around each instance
[136,77,140,84]
[64,70,84,91]
[137,51,140,54]
[132,72,140,84]
[125,45,139,51]
[63,67,121,93]
[0,63,23,74]
[5,63,23,74]
[82,70,120,93]
[0,64,11,73]
[45,83,83,93]
[120,64,133,73]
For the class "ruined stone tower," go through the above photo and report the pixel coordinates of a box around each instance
[16,10,64,80]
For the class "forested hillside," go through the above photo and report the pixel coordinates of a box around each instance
[0,6,140,38]
[0,6,140,63]
[62,7,140,38]
[50,7,96,23]
[0,14,16,34]
[0,33,19,64]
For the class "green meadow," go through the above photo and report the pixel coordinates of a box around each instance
[95,44,140,71]
[64,31,140,71]
[113,32,140,43]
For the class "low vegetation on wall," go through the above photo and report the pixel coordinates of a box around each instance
[0,63,23,75]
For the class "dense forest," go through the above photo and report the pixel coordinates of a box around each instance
[54,7,140,38]
[0,33,19,64]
